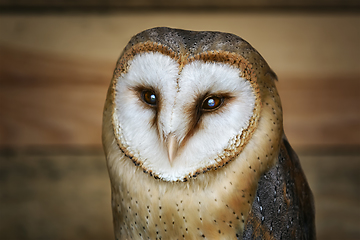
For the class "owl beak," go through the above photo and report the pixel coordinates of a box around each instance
[166,133,179,165]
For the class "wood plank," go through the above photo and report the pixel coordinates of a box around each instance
[0,148,114,240]
[0,47,113,146]
[1,14,359,77]
[0,148,359,239]
[1,46,359,147]
[300,152,360,240]
[0,0,359,9]
[1,13,359,148]
[277,77,360,147]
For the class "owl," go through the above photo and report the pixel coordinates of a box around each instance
[102,27,315,240]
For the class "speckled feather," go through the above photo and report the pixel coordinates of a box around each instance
[243,137,315,239]
[102,27,315,239]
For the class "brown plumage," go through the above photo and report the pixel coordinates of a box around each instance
[102,27,315,239]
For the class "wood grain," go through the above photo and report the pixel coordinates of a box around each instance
[277,77,360,147]
[0,46,113,146]
[0,0,359,9]
[0,148,114,240]
[1,13,359,148]
[0,12,358,240]
[300,152,360,240]
[0,148,358,240]
[1,46,359,148]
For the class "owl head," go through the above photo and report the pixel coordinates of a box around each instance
[103,27,282,182]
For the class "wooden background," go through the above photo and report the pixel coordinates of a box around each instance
[0,2,359,240]
[1,13,359,148]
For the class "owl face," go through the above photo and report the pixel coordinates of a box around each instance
[105,27,282,183]
[114,51,257,181]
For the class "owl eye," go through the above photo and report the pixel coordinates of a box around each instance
[202,96,223,111]
[142,90,157,106]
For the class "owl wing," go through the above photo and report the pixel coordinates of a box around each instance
[242,134,316,240]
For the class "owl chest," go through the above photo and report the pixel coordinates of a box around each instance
[111,179,254,240]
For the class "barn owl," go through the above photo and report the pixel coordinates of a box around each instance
[102,27,315,240]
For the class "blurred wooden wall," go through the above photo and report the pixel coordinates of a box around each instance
[0,1,359,240]
[1,12,359,148]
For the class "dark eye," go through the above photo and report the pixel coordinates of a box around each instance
[142,90,157,106]
[202,96,223,111]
